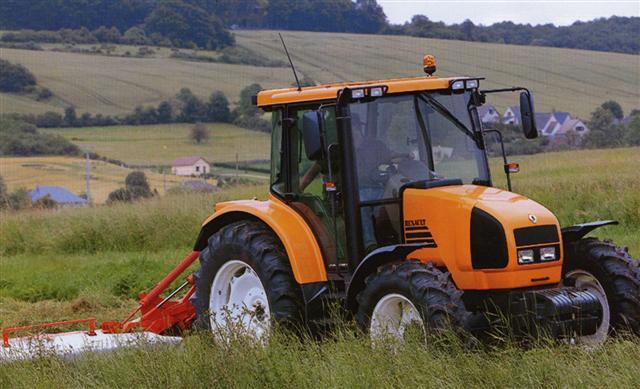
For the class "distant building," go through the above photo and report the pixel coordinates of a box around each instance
[477,105,501,125]
[171,156,210,176]
[30,186,88,206]
[503,106,521,125]
[556,118,589,136]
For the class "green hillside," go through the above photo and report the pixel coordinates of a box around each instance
[1,30,638,118]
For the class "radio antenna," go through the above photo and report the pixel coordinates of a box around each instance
[279,33,301,91]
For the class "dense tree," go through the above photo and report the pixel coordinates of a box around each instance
[35,112,64,128]
[0,0,154,31]
[237,83,262,118]
[601,100,624,120]
[108,171,153,203]
[122,26,149,45]
[584,107,626,148]
[1,117,79,156]
[190,123,209,144]
[7,188,31,211]
[93,26,122,43]
[206,91,231,122]
[64,106,77,127]
[624,116,640,146]
[144,0,233,49]
[389,15,639,54]
[0,59,37,93]
[157,101,173,123]
[176,88,207,122]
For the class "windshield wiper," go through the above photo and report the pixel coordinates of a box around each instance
[417,93,475,139]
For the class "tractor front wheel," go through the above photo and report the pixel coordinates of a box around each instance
[563,238,640,344]
[355,261,470,341]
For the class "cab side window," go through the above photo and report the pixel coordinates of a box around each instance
[270,109,286,195]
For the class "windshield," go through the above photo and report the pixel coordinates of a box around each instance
[349,91,489,200]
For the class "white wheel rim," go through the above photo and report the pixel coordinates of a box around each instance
[564,269,610,345]
[370,293,425,340]
[209,260,270,339]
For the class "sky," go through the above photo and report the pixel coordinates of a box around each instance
[378,1,640,26]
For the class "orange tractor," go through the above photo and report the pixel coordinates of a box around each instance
[3,56,639,359]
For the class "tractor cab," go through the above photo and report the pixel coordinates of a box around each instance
[256,56,539,280]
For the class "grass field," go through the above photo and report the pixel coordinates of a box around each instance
[44,122,270,166]
[1,30,638,117]
[0,148,638,386]
[0,156,214,204]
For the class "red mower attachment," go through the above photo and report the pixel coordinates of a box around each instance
[1,251,200,362]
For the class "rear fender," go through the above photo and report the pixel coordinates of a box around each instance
[193,194,327,284]
[561,220,618,244]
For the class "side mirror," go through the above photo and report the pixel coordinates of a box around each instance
[519,91,538,139]
[302,111,323,160]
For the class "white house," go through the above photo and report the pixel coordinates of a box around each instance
[556,118,589,136]
[171,156,210,176]
[502,106,521,125]
[538,112,573,137]
[477,105,501,125]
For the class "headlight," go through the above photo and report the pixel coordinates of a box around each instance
[517,249,534,264]
[540,246,556,261]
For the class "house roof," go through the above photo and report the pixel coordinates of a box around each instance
[552,112,571,124]
[172,156,209,167]
[30,186,87,204]
[477,104,499,117]
[535,112,554,133]
[504,106,521,120]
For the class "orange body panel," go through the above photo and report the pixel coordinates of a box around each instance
[403,185,563,290]
[256,76,462,107]
[201,194,327,284]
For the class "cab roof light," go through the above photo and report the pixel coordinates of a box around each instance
[352,89,365,99]
[369,87,384,97]
[466,79,479,89]
[451,80,465,90]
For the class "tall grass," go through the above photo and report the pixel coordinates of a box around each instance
[0,185,266,256]
[1,329,639,387]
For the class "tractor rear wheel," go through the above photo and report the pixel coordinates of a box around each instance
[563,238,640,344]
[190,221,303,339]
[355,261,470,341]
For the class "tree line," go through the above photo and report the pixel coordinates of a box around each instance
[8,83,269,132]
[1,0,233,50]
[2,0,637,54]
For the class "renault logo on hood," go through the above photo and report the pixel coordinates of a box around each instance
[528,214,538,224]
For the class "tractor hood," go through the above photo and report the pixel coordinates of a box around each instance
[402,184,563,290]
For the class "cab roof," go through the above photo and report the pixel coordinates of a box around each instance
[255,76,475,108]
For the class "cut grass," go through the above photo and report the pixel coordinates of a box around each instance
[1,30,638,117]
[43,122,270,166]
[0,155,215,204]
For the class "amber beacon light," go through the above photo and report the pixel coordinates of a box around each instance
[423,55,437,75]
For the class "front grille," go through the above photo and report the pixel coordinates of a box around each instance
[470,207,508,269]
[514,225,559,246]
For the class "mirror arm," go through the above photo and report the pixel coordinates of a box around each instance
[483,129,512,192]
[480,86,530,95]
